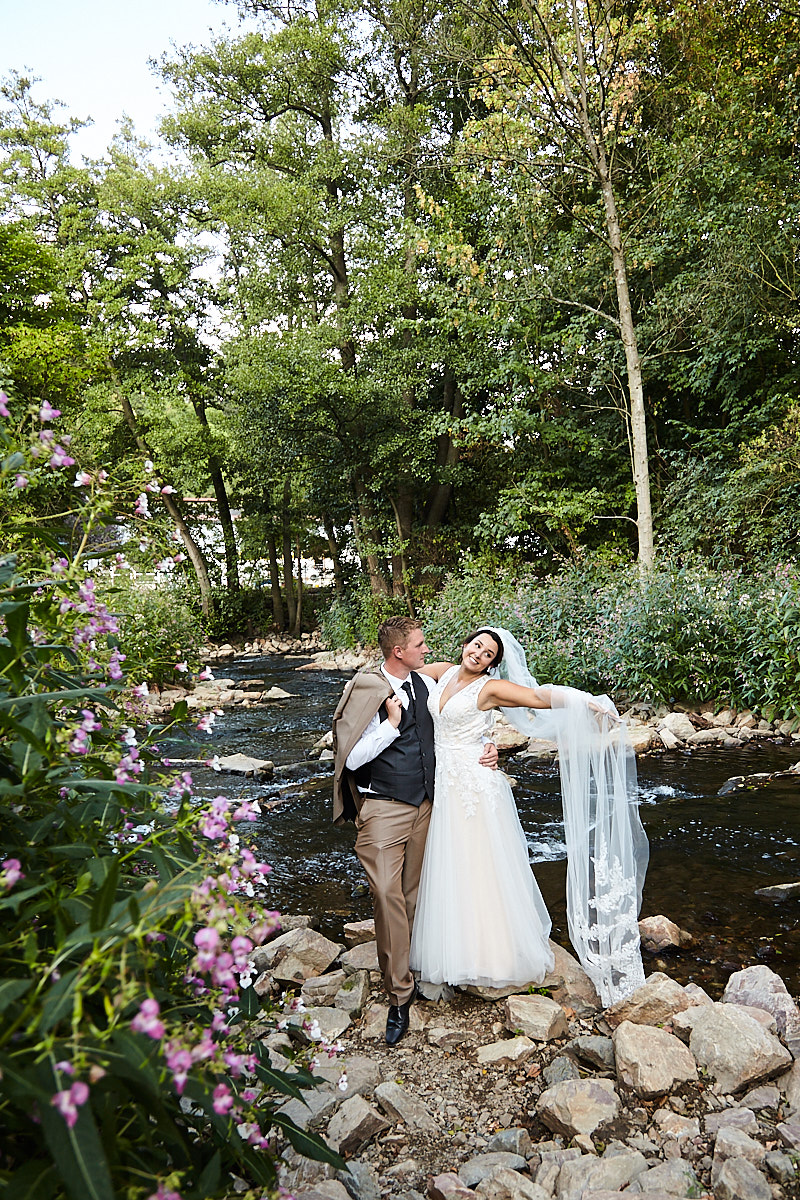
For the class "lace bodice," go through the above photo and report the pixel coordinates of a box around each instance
[428,666,495,749]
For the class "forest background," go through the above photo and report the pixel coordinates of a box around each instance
[2,0,799,713]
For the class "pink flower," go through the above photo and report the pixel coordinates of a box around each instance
[193,927,221,970]
[161,485,175,494]
[134,493,150,518]
[233,800,260,822]
[39,400,61,421]
[0,392,9,418]
[14,474,28,489]
[52,1081,89,1128]
[147,1185,183,1200]
[164,1043,193,1094]
[73,470,93,487]
[198,666,214,681]
[1,858,24,890]
[49,446,75,468]
[212,1083,234,1115]
[131,998,165,1040]
[174,661,188,673]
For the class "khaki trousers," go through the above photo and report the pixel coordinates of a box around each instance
[354,795,432,1007]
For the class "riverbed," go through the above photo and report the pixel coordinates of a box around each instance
[180,654,800,997]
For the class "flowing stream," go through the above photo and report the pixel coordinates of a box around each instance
[179,654,800,998]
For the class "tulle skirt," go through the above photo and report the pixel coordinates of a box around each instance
[409,745,555,988]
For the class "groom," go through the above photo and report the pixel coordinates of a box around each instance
[332,616,497,1045]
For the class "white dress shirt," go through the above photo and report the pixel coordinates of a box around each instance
[345,665,436,781]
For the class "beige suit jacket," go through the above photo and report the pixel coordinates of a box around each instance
[331,668,393,826]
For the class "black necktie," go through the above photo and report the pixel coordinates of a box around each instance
[402,680,415,715]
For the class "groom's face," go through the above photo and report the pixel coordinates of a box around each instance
[395,629,429,672]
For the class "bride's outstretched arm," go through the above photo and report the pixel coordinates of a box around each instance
[477,678,553,711]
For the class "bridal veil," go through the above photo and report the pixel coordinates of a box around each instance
[487,627,648,1006]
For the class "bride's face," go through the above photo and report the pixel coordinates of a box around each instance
[461,633,500,674]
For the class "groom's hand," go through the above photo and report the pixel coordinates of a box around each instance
[479,741,499,771]
[385,696,403,728]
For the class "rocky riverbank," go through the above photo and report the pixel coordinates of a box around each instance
[252,917,800,1200]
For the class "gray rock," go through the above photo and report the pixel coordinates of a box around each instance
[279,1084,342,1132]
[427,1026,478,1050]
[336,1160,381,1200]
[713,1156,772,1200]
[540,941,600,1016]
[254,927,344,984]
[651,1109,700,1142]
[658,712,696,741]
[477,1037,538,1067]
[302,970,348,1007]
[486,1128,533,1158]
[556,1149,647,1199]
[374,1081,437,1132]
[777,1119,800,1151]
[780,1059,800,1113]
[339,940,379,975]
[613,1021,698,1098]
[738,1083,780,1109]
[286,1005,351,1043]
[536,1078,619,1137]
[764,1149,797,1185]
[504,994,569,1041]
[342,919,375,947]
[722,963,800,1055]
[711,1125,765,1185]
[688,1003,792,1093]
[315,1054,380,1101]
[475,1168,549,1200]
[295,1182,350,1200]
[214,752,273,776]
[325,1094,389,1156]
[624,1156,702,1194]
[428,1173,475,1200]
[704,1107,758,1136]
[565,1035,615,1072]
[334,969,370,1016]
[604,972,690,1029]
[534,1148,582,1195]
[543,1056,581,1086]
[637,915,683,952]
[754,880,800,900]
[458,1153,527,1187]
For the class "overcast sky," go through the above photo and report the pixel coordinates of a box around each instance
[1,0,257,160]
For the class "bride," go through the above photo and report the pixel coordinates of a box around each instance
[410,627,648,1006]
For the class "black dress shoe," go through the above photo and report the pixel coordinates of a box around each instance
[385,988,416,1046]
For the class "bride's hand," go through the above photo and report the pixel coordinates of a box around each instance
[589,699,620,723]
[479,741,499,771]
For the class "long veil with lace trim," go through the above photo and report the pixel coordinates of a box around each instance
[487,627,648,1006]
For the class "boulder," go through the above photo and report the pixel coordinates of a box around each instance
[477,1036,538,1067]
[536,1078,619,1137]
[334,970,371,1016]
[475,1168,548,1200]
[504,994,569,1041]
[712,1156,772,1200]
[302,970,348,1007]
[555,1149,646,1200]
[541,941,601,1015]
[627,725,657,753]
[651,1109,700,1143]
[374,1081,437,1133]
[428,1173,476,1200]
[612,1021,698,1098]
[253,927,343,984]
[603,972,690,1029]
[688,1003,792,1094]
[754,880,800,901]
[543,1056,580,1086]
[711,1126,765,1185]
[658,712,696,741]
[286,1005,351,1043]
[458,1153,527,1187]
[780,1059,800,1113]
[340,940,380,975]
[486,1129,533,1158]
[325,1094,389,1156]
[704,1108,758,1136]
[533,1149,582,1195]
[777,1120,800,1151]
[215,752,274,776]
[342,919,375,947]
[637,916,689,953]
[564,1035,615,1072]
[624,1157,702,1194]
[722,964,800,1055]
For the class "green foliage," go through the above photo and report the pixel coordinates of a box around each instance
[111,579,205,686]
[0,393,343,1198]
[419,553,800,717]
[318,584,409,650]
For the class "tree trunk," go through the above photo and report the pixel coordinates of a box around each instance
[266,532,284,630]
[281,479,297,630]
[293,538,303,638]
[186,387,241,592]
[353,485,390,596]
[599,177,654,569]
[116,386,215,617]
[322,512,345,599]
[390,488,415,615]
[425,371,463,527]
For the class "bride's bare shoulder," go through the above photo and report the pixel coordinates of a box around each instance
[419,661,454,681]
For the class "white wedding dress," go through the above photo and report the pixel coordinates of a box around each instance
[409,666,555,989]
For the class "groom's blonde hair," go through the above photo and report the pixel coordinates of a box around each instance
[378,616,422,658]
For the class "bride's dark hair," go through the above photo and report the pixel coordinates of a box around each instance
[462,628,504,670]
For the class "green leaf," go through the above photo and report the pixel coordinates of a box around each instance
[238,982,262,1019]
[38,968,80,1034]
[3,1159,59,1200]
[269,1112,347,1168]
[39,1086,115,1200]
[0,977,32,1012]
[253,1062,308,1102]
[89,859,119,932]
[196,1149,222,1195]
